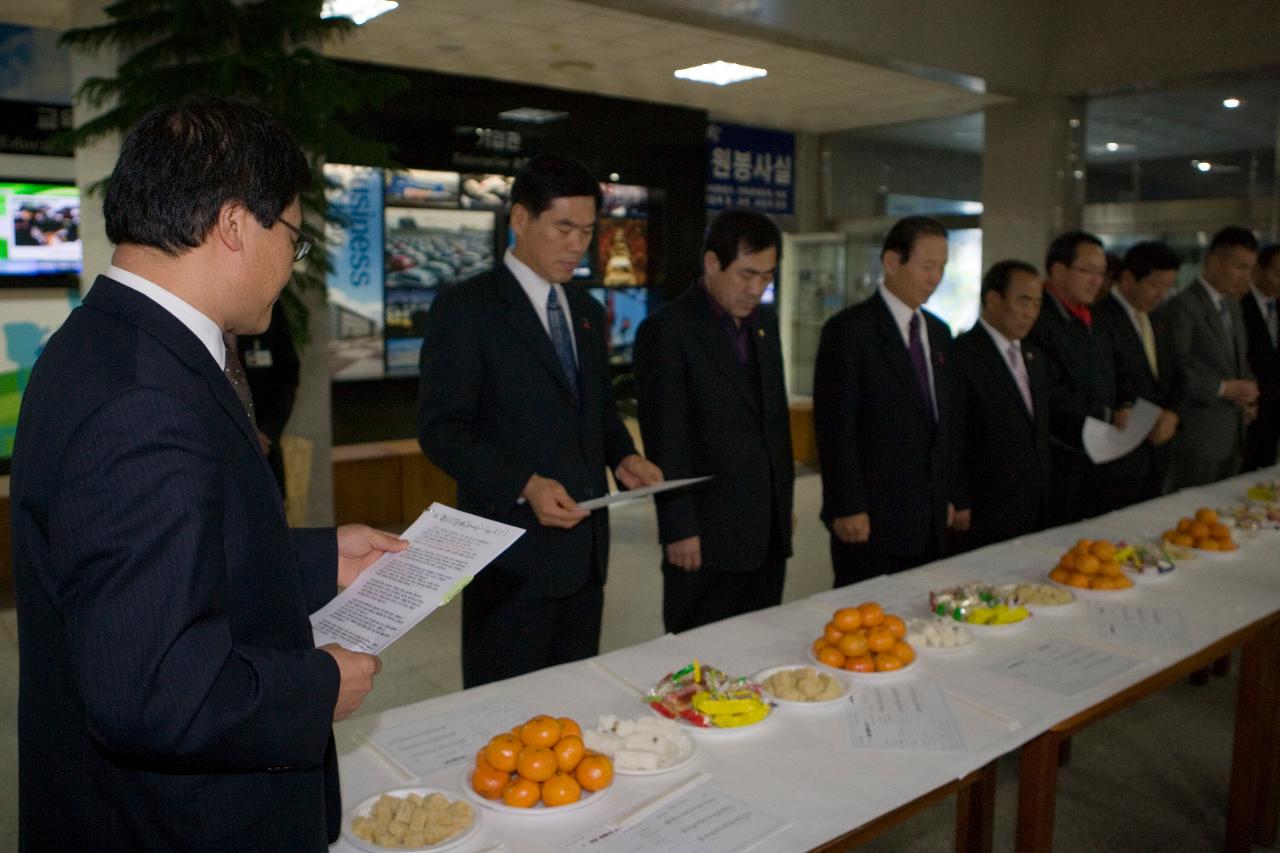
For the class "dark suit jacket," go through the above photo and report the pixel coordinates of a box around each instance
[634,283,794,571]
[813,292,955,558]
[237,300,300,492]
[1026,288,1116,455]
[11,277,341,851]
[1092,292,1182,487]
[1242,290,1280,469]
[951,324,1050,548]
[417,263,636,598]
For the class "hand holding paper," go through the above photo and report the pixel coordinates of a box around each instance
[1082,398,1161,464]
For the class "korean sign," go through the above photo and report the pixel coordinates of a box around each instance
[705,121,795,214]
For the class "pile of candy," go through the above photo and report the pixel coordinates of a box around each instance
[930,584,1031,624]
[645,660,770,728]
[1114,542,1176,575]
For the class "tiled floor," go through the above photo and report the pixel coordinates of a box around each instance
[0,473,1263,849]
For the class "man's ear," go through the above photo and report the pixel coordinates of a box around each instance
[882,250,901,278]
[509,202,530,233]
[703,250,721,278]
[214,201,246,252]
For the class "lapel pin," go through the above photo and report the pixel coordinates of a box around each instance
[580,318,591,330]
[757,328,765,338]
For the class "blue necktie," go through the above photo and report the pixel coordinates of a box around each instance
[547,287,578,397]
[908,312,935,422]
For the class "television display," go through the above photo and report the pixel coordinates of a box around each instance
[588,286,647,365]
[596,219,647,286]
[461,174,512,209]
[600,183,649,219]
[0,181,81,286]
[385,170,460,207]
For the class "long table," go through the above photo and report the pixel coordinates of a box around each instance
[332,468,1280,852]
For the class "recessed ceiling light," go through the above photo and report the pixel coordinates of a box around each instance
[498,107,569,124]
[1223,97,1242,109]
[1193,160,1212,172]
[1105,142,1119,151]
[674,60,767,86]
[322,0,398,25]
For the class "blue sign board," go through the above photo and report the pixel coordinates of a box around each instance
[705,122,795,215]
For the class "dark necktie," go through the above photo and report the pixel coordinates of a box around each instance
[546,287,578,397]
[1219,299,1238,364]
[908,312,935,422]
[222,331,257,428]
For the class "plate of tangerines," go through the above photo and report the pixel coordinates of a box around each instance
[1160,507,1239,557]
[1047,539,1136,594]
[808,601,917,679]
[465,714,614,815]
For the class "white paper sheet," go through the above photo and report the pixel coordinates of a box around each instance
[1082,397,1161,463]
[364,694,533,779]
[844,681,966,751]
[1087,601,1192,649]
[310,503,524,653]
[577,476,712,511]
[555,785,790,853]
[983,639,1142,695]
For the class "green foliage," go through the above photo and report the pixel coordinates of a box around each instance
[59,0,406,344]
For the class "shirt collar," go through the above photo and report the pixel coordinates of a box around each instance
[105,263,225,368]
[1251,283,1275,310]
[1110,287,1143,327]
[701,278,757,327]
[878,285,919,333]
[1198,276,1227,310]
[978,317,1017,354]
[504,248,552,299]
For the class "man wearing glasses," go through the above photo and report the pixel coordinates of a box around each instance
[11,95,405,851]
[1026,230,1120,524]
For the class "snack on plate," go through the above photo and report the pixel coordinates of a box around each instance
[350,791,474,848]
[1218,503,1280,531]
[810,601,916,673]
[906,616,973,648]
[645,661,770,728]
[1160,508,1237,552]
[1001,582,1075,607]
[929,584,1031,624]
[583,716,687,772]
[1247,481,1278,505]
[471,714,612,807]
[1114,541,1175,576]
[1048,539,1133,590]
[759,667,844,702]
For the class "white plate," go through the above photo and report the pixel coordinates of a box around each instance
[1187,545,1242,559]
[1023,596,1081,614]
[1124,564,1176,583]
[344,787,481,853]
[754,665,851,709]
[612,731,698,776]
[647,700,778,737]
[1047,577,1136,598]
[807,645,918,681]
[460,770,612,816]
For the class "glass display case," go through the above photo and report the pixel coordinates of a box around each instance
[779,233,851,397]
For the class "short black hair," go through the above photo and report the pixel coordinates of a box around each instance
[1105,251,1123,281]
[1208,225,1259,256]
[981,259,1040,301]
[1122,241,1181,282]
[510,154,602,217]
[881,216,947,262]
[1259,243,1280,270]
[1044,230,1104,274]
[104,94,310,255]
[704,209,782,271]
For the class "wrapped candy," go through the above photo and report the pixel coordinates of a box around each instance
[644,660,769,728]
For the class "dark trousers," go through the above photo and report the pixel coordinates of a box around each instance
[1047,445,1090,525]
[461,573,603,688]
[661,556,786,634]
[1244,410,1280,472]
[830,537,935,588]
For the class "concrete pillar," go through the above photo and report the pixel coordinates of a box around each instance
[981,96,1087,273]
[794,131,823,233]
[291,277,335,526]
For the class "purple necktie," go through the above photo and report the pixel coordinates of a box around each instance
[1007,342,1034,416]
[908,313,935,422]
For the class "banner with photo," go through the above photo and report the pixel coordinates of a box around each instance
[325,164,386,381]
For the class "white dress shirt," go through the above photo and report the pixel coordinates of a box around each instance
[878,286,935,410]
[504,249,577,361]
[1110,287,1144,339]
[106,264,226,368]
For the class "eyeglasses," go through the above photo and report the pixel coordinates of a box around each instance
[1070,264,1107,278]
[277,217,312,263]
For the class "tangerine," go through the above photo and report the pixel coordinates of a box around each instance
[858,602,885,627]
[812,637,830,655]
[1067,572,1092,588]
[1177,518,1193,534]
[1076,554,1101,575]
[883,614,907,639]
[1210,523,1231,541]
[1060,552,1077,570]
[837,631,870,658]
[1161,529,1178,541]
[1196,538,1220,551]
[868,628,896,653]
[1099,560,1123,577]
[541,773,582,807]
[832,607,863,632]
[575,754,613,792]
[553,735,585,773]
[875,652,903,671]
[1188,522,1210,540]
[1173,533,1195,547]
[818,645,846,669]
[892,640,915,665]
[557,717,582,739]
[1091,577,1115,590]
[823,621,845,644]
[520,715,564,748]
[516,746,558,782]
[1049,567,1071,583]
[1195,508,1219,525]
[1112,575,1133,588]
[502,777,541,808]
[845,655,876,672]
[1090,540,1117,561]
[1220,540,1239,551]
[484,733,522,772]
[1074,538,1094,553]
[472,763,510,800]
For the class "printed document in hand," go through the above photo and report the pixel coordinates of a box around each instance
[576,476,711,511]
[1082,398,1161,463]
[310,503,524,654]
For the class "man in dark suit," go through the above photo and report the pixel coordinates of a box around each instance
[814,216,961,587]
[1242,243,1280,471]
[952,260,1051,549]
[1026,230,1118,524]
[1166,226,1260,488]
[10,96,404,851]
[418,154,662,687]
[635,209,794,633]
[237,299,300,495]
[1091,241,1184,510]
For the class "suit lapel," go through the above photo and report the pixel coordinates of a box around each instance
[566,286,602,417]
[1107,296,1158,388]
[689,288,760,418]
[494,266,578,403]
[874,296,932,425]
[973,327,1033,422]
[1190,282,1236,368]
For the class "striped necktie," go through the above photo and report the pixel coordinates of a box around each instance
[222,332,257,428]
[546,287,578,397]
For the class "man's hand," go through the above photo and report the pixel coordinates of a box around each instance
[320,644,381,721]
[336,524,409,589]
[1245,402,1260,425]
[950,506,972,532]
[1222,379,1261,406]
[615,454,663,490]
[257,429,273,454]
[832,513,870,544]
[1147,409,1179,446]
[1112,406,1132,431]
[665,536,702,571]
[522,474,590,529]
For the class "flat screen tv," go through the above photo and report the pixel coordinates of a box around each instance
[0,180,82,287]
